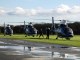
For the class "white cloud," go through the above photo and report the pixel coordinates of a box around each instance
[30,9,37,15]
[7,7,26,16]
[56,4,70,14]
[70,6,80,14]
[0,8,6,15]
[55,4,80,15]
[0,5,80,21]
[15,7,26,15]
[1,5,80,16]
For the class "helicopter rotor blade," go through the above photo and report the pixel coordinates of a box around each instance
[8,22,29,23]
[33,19,51,20]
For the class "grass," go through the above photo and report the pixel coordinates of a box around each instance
[0,34,80,47]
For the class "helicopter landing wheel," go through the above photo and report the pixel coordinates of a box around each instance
[25,35,27,37]
[56,37,58,39]
[66,37,70,40]
[33,35,34,37]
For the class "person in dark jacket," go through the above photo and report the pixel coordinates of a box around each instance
[39,29,44,38]
[46,28,50,39]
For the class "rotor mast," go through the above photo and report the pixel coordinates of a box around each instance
[52,17,55,30]
[24,21,26,29]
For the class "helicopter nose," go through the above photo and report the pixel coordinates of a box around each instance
[68,34,74,37]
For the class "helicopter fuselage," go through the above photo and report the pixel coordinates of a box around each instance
[25,25,37,37]
[55,24,73,40]
[4,26,13,36]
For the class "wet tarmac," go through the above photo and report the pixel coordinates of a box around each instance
[0,39,80,60]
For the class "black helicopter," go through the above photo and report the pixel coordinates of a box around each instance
[4,23,13,36]
[23,21,37,37]
[51,17,74,40]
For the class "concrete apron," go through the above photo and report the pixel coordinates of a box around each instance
[0,39,80,60]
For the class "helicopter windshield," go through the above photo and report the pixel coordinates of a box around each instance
[60,20,67,25]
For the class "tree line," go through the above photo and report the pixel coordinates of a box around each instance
[0,22,80,35]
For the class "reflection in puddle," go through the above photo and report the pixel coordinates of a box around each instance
[0,41,80,60]
[0,45,80,60]
[0,41,7,44]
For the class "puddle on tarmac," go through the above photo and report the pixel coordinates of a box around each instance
[0,41,80,60]
[0,41,7,44]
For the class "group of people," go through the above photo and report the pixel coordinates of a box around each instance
[38,28,50,39]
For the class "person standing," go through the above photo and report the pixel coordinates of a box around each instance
[46,28,50,39]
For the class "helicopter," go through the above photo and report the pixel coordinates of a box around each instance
[4,23,13,36]
[51,17,74,40]
[24,21,38,37]
[8,21,37,37]
[33,17,74,40]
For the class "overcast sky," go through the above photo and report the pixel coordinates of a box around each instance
[0,0,80,25]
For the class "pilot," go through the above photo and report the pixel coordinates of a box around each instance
[46,28,50,39]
